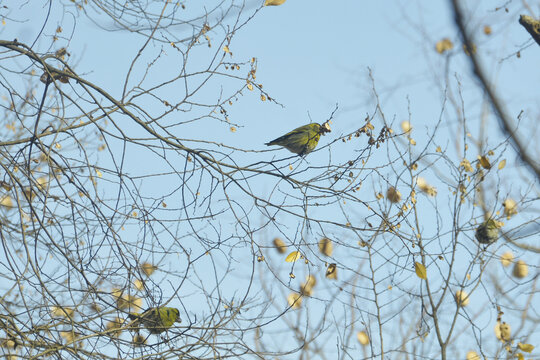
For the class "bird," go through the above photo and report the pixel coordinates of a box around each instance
[475,219,499,245]
[127,307,180,334]
[265,122,331,156]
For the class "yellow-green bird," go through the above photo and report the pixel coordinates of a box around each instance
[128,307,180,334]
[475,219,499,245]
[265,122,331,156]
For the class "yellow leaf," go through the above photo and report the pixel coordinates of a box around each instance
[300,275,316,296]
[400,121,412,133]
[260,94,267,101]
[436,146,441,152]
[386,187,401,203]
[0,195,13,208]
[483,25,492,35]
[140,262,156,276]
[502,198,517,218]
[133,279,144,290]
[517,343,534,353]
[460,159,474,172]
[500,251,514,267]
[455,290,469,306]
[318,238,333,257]
[223,45,230,53]
[326,263,337,279]
[478,155,491,169]
[106,317,124,337]
[498,159,506,169]
[512,260,528,279]
[494,321,511,341]
[416,177,437,197]
[264,0,286,5]
[133,334,146,346]
[357,331,369,345]
[247,83,253,91]
[414,262,427,280]
[51,306,75,318]
[60,330,77,343]
[287,293,302,308]
[516,353,524,360]
[273,237,287,254]
[285,251,301,263]
[435,38,453,54]
[466,351,480,360]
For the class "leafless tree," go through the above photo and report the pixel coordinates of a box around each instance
[0,1,538,360]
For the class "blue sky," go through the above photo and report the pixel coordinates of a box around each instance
[1,0,539,358]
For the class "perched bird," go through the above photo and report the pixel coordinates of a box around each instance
[128,307,180,334]
[265,122,331,156]
[475,219,499,245]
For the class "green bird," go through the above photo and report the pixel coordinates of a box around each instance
[265,122,331,156]
[128,307,180,334]
[475,219,499,245]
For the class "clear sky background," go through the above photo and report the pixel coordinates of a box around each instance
[1,0,539,358]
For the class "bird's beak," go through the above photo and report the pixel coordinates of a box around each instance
[322,122,331,133]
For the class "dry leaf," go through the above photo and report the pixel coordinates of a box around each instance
[112,289,143,311]
[264,0,287,5]
[466,351,480,360]
[106,318,124,337]
[140,262,156,276]
[512,260,528,278]
[386,187,401,203]
[414,262,427,280]
[0,195,13,208]
[326,263,337,279]
[287,293,302,309]
[455,290,469,306]
[133,279,144,290]
[494,321,511,341]
[478,155,491,169]
[500,251,514,267]
[318,238,333,257]
[517,343,534,353]
[416,177,437,197]
[357,331,369,345]
[400,121,412,132]
[273,237,287,254]
[51,306,74,318]
[285,251,301,263]
[133,334,146,346]
[435,38,453,54]
[498,159,506,169]
[502,198,517,218]
[460,159,474,172]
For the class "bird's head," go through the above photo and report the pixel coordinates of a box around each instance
[320,121,331,134]
[172,308,181,323]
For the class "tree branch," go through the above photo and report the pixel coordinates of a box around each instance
[449,0,540,182]
[519,15,540,46]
